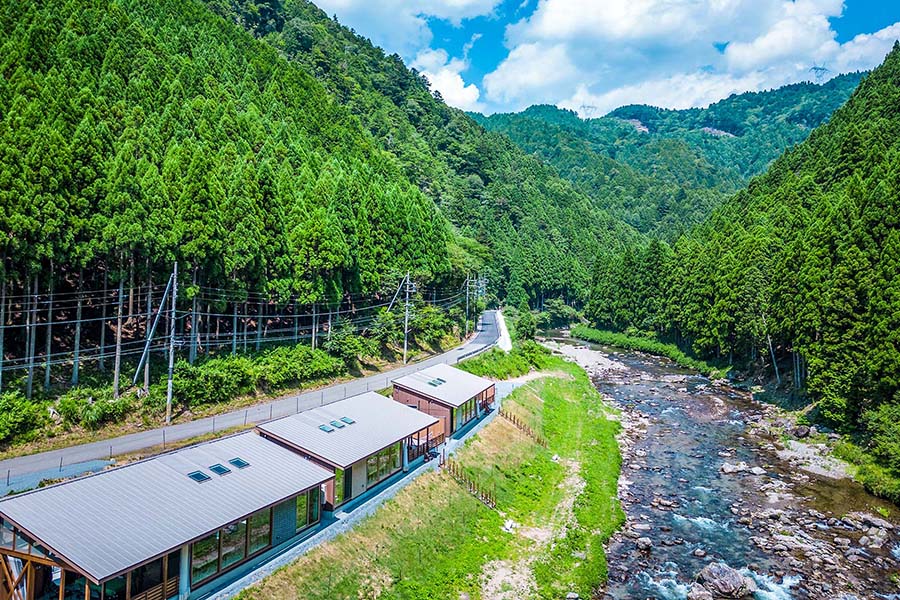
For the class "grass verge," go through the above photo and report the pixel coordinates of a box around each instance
[571,325,729,379]
[238,350,623,600]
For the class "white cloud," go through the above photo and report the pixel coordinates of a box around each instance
[483,43,579,109]
[312,0,498,111]
[482,0,900,115]
[413,49,486,112]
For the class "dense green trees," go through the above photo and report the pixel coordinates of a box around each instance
[205,0,639,304]
[474,75,861,237]
[584,45,900,473]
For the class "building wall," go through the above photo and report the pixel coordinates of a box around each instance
[350,459,367,499]
[392,387,453,434]
[271,498,297,546]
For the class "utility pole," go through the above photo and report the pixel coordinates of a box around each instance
[403,271,414,364]
[166,261,178,425]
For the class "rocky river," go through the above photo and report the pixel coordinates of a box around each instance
[546,339,899,600]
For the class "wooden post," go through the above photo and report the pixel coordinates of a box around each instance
[113,276,124,399]
[58,569,65,600]
[72,271,83,386]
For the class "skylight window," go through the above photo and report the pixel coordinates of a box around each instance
[188,471,212,483]
[209,464,231,476]
[228,457,250,469]
[340,416,355,425]
[428,378,446,387]
[319,424,335,433]
[435,378,447,384]
[330,420,346,429]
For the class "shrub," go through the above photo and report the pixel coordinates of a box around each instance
[861,402,900,473]
[0,391,43,443]
[459,341,552,380]
[254,346,345,391]
[171,355,257,407]
[410,304,452,346]
[322,319,378,363]
[56,387,131,430]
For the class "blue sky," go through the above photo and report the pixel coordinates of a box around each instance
[313,0,900,115]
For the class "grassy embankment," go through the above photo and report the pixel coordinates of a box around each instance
[571,325,729,379]
[237,346,623,600]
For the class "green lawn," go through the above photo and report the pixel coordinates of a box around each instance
[238,349,622,600]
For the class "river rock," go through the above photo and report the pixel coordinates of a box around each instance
[848,511,894,531]
[749,466,766,476]
[636,537,653,551]
[687,583,715,600]
[721,461,749,474]
[793,425,810,438]
[695,563,757,598]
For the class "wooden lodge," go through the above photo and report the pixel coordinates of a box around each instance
[392,364,495,436]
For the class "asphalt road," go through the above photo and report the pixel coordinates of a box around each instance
[0,310,500,484]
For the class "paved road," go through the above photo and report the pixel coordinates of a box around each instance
[0,311,500,485]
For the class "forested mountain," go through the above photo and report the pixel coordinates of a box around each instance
[473,74,862,236]
[585,44,900,469]
[0,0,452,303]
[202,0,640,304]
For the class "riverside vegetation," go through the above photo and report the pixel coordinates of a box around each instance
[237,345,624,600]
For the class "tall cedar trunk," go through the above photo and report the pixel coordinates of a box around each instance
[113,276,124,399]
[293,301,299,343]
[99,270,108,371]
[312,303,317,349]
[26,274,39,399]
[144,267,152,394]
[0,274,5,393]
[44,263,54,391]
[189,269,198,364]
[255,301,263,351]
[127,257,134,323]
[72,270,83,385]
[232,301,238,355]
[215,313,220,351]
[242,302,248,353]
[205,303,211,354]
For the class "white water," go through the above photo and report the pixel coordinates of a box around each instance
[743,570,801,600]
[672,513,729,532]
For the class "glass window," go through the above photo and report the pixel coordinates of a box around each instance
[131,557,163,595]
[249,510,271,554]
[296,493,309,531]
[167,551,181,583]
[378,451,390,480]
[366,455,378,486]
[308,487,320,524]
[191,531,219,585]
[14,528,30,552]
[62,572,86,600]
[391,443,401,470]
[102,575,127,600]
[0,520,13,549]
[334,468,345,506]
[220,521,247,569]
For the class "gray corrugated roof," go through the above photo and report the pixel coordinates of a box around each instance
[257,392,437,469]
[392,363,494,408]
[0,432,332,583]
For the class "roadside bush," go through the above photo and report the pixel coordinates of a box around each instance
[254,346,345,391]
[171,356,256,407]
[0,391,43,444]
[322,319,378,363]
[370,308,403,347]
[411,304,452,345]
[57,387,131,430]
[459,341,552,380]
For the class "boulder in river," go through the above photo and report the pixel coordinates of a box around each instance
[695,563,757,598]
[793,425,810,438]
[636,537,653,552]
[720,461,749,474]
[687,583,715,600]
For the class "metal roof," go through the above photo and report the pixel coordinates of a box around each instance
[0,432,332,584]
[257,392,438,469]
[392,363,494,408]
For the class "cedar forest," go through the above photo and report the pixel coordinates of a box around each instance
[1,0,900,499]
